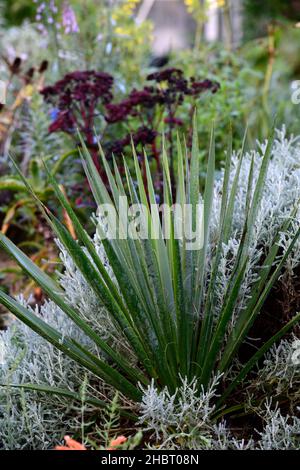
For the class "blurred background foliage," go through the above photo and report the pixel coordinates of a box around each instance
[0,0,35,26]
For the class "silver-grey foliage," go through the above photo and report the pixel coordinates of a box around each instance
[0,297,103,449]
[139,379,300,450]
[258,402,300,450]
[210,128,300,327]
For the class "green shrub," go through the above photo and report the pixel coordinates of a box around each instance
[0,122,300,423]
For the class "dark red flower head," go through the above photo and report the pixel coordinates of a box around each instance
[105,100,132,123]
[41,70,114,136]
[189,78,220,96]
[41,70,114,107]
[49,111,75,133]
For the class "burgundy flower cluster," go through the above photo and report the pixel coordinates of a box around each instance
[41,67,219,190]
[107,126,157,155]
[104,68,220,157]
[105,87,161,124]
[41,70,113,142]
[41,67,219,148]
[189,77,220,95]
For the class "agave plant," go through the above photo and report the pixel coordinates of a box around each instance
[0,120,300,418]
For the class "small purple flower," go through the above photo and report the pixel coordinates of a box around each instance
[49,0,58,13]
[37,3,46,13]
[62,2,80,34]
[50,108,59,121]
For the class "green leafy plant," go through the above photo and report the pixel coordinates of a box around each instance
[0,121,300,420]
[0,150,77,239]
[0,150,78,303]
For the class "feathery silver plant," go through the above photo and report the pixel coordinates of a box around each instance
[258,402,300,450]
[139,374,300,450]
[57,238,135,360]
[0,297,95,449]
[139,375,220,448]
[57,238,117,344]
[251,336,300,401]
